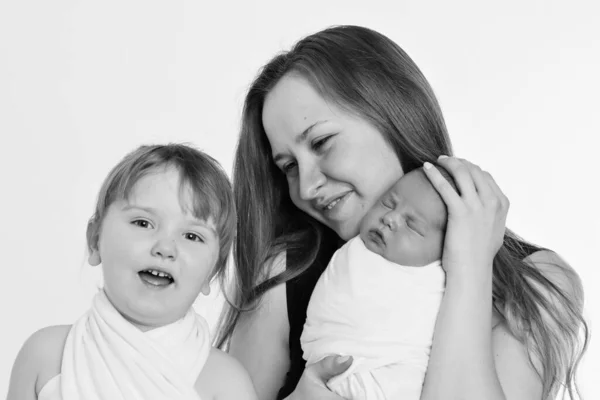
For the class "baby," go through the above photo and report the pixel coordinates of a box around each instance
[302,166,457,400]
[8,144,256,400]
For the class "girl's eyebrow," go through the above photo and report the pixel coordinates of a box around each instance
[188,219,217,236]
[122,204,156,214]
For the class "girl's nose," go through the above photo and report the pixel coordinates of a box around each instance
[151,236,178,261]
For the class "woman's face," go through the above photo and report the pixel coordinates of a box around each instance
[262,73,404,240]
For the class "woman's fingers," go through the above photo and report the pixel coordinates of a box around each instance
[423,162,463,213]
[458,159,494,203]
[482,170,510,212]
[292,355,353,400]
[310,355,353,382]
[434,155,477,201]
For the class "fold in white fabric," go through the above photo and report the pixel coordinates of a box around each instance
[302,236,446,400]
[60,289,210,400]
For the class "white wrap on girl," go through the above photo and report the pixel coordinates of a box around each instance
[301,236,446,400]
[60,290,210,400]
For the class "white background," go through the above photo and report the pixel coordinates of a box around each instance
[1,0,598,398]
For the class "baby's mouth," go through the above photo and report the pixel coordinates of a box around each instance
[368,229,386,247]
[138,269,174,287]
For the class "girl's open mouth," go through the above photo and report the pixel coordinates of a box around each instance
[138,269,174,287]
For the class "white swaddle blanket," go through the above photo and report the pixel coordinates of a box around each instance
[302,236,446,400]
[60,289,210,400]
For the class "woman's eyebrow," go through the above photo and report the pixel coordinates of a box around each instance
[272,120,329,163]
[295,120,328,143]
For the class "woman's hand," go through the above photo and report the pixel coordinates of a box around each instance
[286,355,353,400]
[423,156,509,278]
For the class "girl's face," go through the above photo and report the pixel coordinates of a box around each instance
[262,73,404,240]
[89,166,219,331]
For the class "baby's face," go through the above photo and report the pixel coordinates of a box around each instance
[359,169,447,266]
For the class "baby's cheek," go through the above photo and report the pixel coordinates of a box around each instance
[428,233,445,261]
[360,208,379,230]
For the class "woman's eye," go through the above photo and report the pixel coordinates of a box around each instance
[185,232,204,243]
[281,161,298,175]
[132,219,152,229]
[311,135,332,151]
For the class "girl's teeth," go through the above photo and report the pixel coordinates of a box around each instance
[148,270,171,279]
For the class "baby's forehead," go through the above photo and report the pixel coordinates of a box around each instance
[388,169,433,198]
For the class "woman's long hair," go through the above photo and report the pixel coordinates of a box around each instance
[215,25,588,399]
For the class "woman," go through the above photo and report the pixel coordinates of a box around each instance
[217,25,588,400]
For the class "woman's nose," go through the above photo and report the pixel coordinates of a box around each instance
[298,162,326,201]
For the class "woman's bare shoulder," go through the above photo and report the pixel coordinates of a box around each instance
[525,249,584,309]
[491,321,544,399]
[196,348,258,400]
[229,251,290,400]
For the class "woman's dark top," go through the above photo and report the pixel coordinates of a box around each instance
[275,232,540,399]
[277,229,341,400]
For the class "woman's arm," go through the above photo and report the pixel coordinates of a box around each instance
[421,158,585,400]
[421,268,508,400]
[421,157,509,400]
[229,253,291,400]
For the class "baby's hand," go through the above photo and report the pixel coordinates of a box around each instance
[423,156,509,278]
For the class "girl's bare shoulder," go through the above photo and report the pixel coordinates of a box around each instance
[9,324,71,397]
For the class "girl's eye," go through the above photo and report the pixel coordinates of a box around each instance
[311,135,332,151]
[381,199,393,209]
[132,219,152,229]
[185,232,204,243]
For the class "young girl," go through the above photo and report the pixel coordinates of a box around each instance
[7,144,257,400]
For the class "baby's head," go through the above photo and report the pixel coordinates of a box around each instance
[359,165,457,266]
[86,144,235,330]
